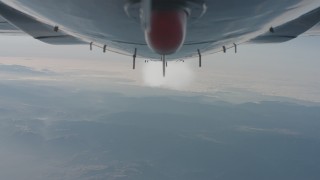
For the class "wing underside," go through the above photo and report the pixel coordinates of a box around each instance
[304,22,320,36]
[0,2,84,45]
[0,1,320,59]
[0,15,22,34]
[249,6,320,43]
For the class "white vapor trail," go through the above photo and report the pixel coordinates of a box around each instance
[142,61,194,90]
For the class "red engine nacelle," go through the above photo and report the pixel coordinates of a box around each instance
[145,9,187,55]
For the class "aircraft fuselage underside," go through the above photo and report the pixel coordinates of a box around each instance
[1,0,320,60]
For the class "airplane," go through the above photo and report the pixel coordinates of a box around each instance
[0,0,320,77]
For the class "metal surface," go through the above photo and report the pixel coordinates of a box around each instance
[0,0,320,59]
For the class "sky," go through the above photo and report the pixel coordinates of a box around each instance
[1,35,320,103]
[0,35,320,180]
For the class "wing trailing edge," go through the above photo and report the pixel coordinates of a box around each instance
[304,22,320,36]
[0,2,85,45]
[250,6,320,43]
[0,15,22,34]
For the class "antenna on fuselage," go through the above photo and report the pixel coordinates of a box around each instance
[133,48,137,70]
[233,43,237,53]
[103,45,107,53]
[90,42,93,51]
[162,55,166,77]
[197,49,202,68]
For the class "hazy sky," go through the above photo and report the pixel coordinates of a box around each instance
[0,35,320,102]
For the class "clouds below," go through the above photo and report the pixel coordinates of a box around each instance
[0,80,320,180]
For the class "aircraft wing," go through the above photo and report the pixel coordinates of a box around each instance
[0,2,85,45]
[249,6,320,43]
[0,0,320,60]
[304,22,320,36]
[0,15,22,34]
